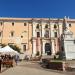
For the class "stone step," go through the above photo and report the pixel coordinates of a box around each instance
[41,55,54,60]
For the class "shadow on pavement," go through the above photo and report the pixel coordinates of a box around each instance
[18,61,67,74]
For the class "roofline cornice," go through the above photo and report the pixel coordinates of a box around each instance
[0,17,75,23]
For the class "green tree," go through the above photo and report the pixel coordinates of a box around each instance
[8,45,21,53]
[1,44,6,48]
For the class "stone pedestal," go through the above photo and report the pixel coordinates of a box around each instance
[63,29,75,60]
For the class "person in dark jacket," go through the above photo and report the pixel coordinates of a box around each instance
[14,55,19,65]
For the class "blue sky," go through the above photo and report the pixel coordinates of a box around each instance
[0,0,75,18]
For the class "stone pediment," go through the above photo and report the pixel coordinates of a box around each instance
[63,29,75,40]
[64,29,73,35]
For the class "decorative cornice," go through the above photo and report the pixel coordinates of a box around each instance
[0,17,75,23]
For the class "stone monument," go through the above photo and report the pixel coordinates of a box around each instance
[63,29,75,60]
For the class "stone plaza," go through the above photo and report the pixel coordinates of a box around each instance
[1,61,75,75]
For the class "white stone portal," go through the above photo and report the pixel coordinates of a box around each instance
[32,20,63,57]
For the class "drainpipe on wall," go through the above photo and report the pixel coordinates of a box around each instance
[31,18,33,55]
[28,22,29,51]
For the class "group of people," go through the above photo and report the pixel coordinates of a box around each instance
[0,54,13,61]
[0,54,20,73]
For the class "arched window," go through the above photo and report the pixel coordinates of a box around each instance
[12,22,14,26]
[36,24,40,29]
[10,31,14,37]
[54,32,57,37]
[45,43,51,55]
[45,24,48,28]
[23,45,26,51]
[24,23,27,26]
[54,24,57,29]
[69,24,71,27]
[44,30,49,38]
[37,32,40,37]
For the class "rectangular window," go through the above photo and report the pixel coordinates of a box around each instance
[23,45,26,51]
[36,24,40,29]
[24,23,27,26]
[0,22,3,26]
[54,32,57,37]
[11,32,14,37]
[0,32,2,37]
[69,24,71,27]
[37,32,40,37]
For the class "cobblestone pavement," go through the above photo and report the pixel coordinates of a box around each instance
[0,61,75,75]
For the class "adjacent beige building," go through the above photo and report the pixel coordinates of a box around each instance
[0,18,32,55]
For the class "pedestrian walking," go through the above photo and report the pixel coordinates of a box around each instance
[14,55,19,65]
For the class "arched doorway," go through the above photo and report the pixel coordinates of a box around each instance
[45,43,51,55]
